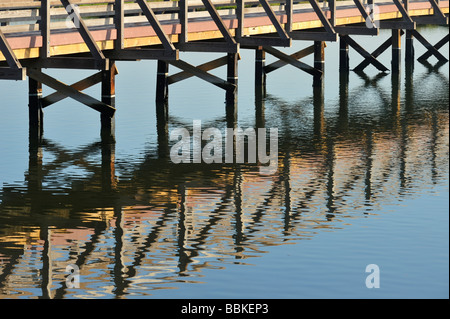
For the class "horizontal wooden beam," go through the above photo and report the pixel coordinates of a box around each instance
[379,20,416,29]
[413,15,449,25]
[105,48,179,60]
[24,57,109,70]
[334,26,379,36]
[264,44,315,74]
[239,37,291,47]
[27,68,115,117]
[0,67,26,80]
[290,31,338,42]
[263,46,321,77]
[168,59,236,91]
[177,42,239,53]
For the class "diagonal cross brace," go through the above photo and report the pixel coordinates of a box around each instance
[42,67,118,107]
[263,46,322,77]
[0,29,22,70]
[353,30,405,72]
[168,59,236,91]
[136,0,177,52]
[413,31,448,62]
[258,0,290,41]
[27,69,115,117]
[60,0,108,69]
[342,35,389,72]
[264,45,316,74]
[201,0,237,44]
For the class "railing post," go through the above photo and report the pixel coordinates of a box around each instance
[115,0,124,50]
[40,0,50,58]
[286,0,293,33]
[179,0,188,44]
[329,0,336,27]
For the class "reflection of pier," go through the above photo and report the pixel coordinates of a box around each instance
[0,62,448,298]
[1,0,449,139]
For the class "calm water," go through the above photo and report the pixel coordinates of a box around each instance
[0,27,448,299]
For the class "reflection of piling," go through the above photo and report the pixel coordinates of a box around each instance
[313,84,325,138]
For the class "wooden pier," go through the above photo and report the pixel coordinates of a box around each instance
[0,0,449,138]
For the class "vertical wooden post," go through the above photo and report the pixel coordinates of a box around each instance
[40,0,50,58]
[392,29,402,73]
[405,30,414,63]
[329,0,336,27]
[286,0,293,33]
[255,47,266,91]
[101,61,116,140]
[156,60,169,103]
[236,0,244,39]
[339,36,350,72]
[114,0,124,50]
[313,41,325,87]
[29,73,44,140]
[179,0,188,44]
[226,52,238,124]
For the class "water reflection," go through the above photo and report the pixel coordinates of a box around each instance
[0,62,448,298]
